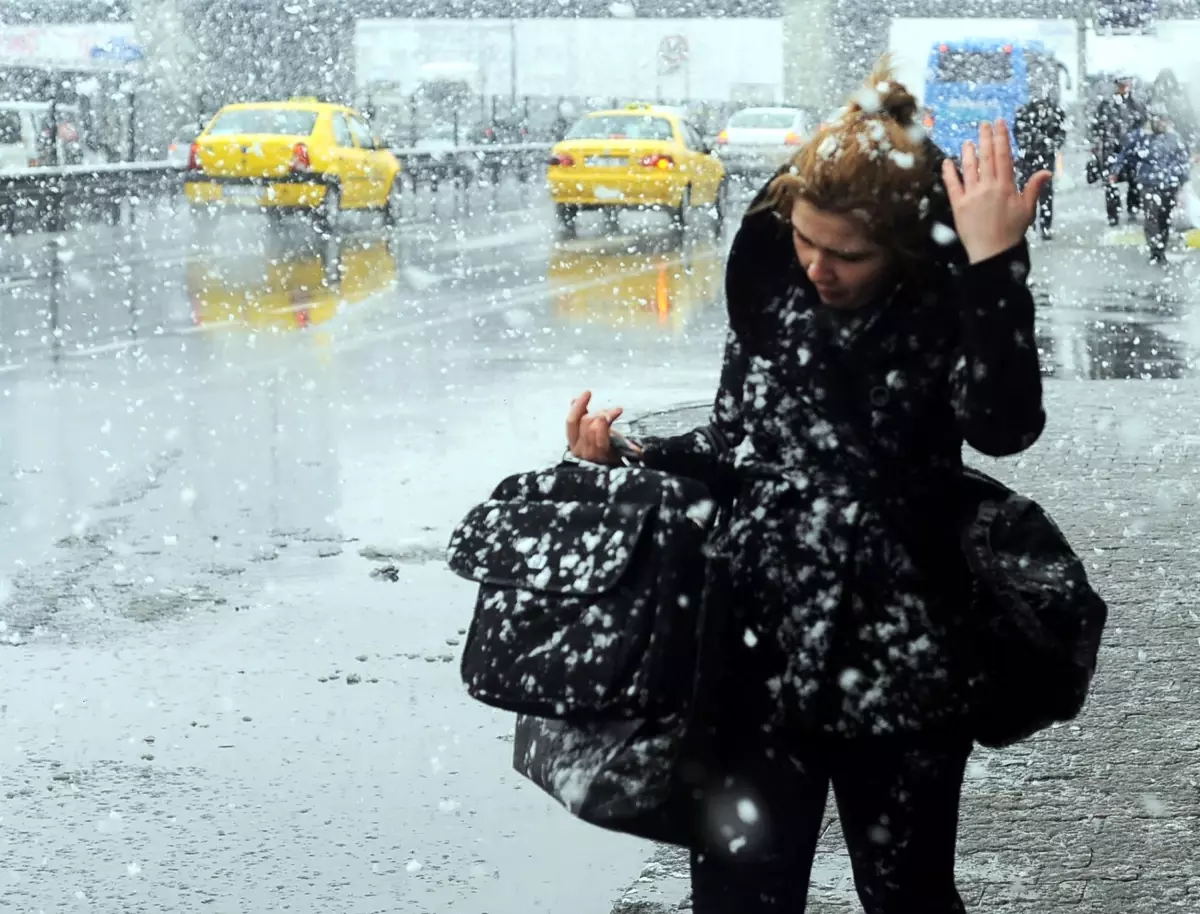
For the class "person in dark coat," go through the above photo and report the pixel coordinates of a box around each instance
[565,59,1047,914]
[1113,106,1192,263]
[1148,69,1196,152]
[1090,75,1148,225]
[1014,90,1067,239]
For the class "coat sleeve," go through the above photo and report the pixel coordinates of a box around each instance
[1113,133,1136,175]
[948,241,1046,457]
[1052,106,1068,148]
[1171,138,1190,184]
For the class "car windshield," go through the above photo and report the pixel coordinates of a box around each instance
[567,115,674,141]
[935,49,1014,84]
[728,110,798,129]
[207,109,319,136]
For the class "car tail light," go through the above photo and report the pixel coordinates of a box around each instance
[923,111,935,129]
[548,153,575,167]
[640,154,674,169]
[187,142,200,171]
[290,143,312,172]
[784,131,803,146]
[716,130,729,145]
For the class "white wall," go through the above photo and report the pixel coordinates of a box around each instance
[1086,21,1200,84]
[354,18,784,102]
[888,18,1081,106]
[0,22,138,69]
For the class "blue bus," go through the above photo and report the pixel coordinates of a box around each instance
[924,39,1070,158]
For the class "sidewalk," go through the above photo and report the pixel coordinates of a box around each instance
[615,378,1200,913]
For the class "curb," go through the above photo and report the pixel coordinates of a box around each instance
[1097,226,1200,248]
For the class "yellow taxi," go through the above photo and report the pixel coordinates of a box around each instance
[546,103,727,238]
[547,237,723,331]
[187,237,398,330]
[184,99,402,227]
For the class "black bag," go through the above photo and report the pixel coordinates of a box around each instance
[511,532,735,846]
[446,461,720,721]
[1086,152,1103,185]
[820,339,1108,749]
[957,469,1108,747]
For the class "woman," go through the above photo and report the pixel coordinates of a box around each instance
[566,61,1048,914]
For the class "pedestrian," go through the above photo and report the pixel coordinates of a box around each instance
[1113,105,1191,264]
[564,58,1048,914]
[1014,87,1067,239]
[1148,69,1197,152]
[1090,75,1148,225]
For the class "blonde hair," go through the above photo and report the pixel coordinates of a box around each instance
[759,55,936,265]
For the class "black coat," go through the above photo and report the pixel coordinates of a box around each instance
[1090,93,1148,166]
[638,152,1046,738]
[1014,98,1067,169]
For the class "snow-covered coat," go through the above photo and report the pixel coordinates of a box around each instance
[1115,127,1191,192]
[637,152,1046,739]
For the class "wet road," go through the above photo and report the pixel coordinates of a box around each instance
[0,175,1198,912]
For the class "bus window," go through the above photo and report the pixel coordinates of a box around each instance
[0,111,21,146]
[935,50,1014,84]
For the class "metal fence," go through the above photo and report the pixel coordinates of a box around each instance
[0,142,552,237]
[359,91,749,148]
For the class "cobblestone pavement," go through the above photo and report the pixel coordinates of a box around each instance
[612,379,1200,913]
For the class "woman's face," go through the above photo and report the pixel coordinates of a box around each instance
[790,198,893,310]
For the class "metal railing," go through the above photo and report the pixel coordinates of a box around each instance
[0,141,553,236]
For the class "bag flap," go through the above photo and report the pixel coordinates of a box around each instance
[446,500,655,595]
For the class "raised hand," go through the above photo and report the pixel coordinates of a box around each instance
[942,119,1052,264]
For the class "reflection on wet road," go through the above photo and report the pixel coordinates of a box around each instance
[1035,274,1200,381]
[1,182,1199,912]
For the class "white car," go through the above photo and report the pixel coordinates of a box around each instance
[0,102,62,171]
[714,106,818,178]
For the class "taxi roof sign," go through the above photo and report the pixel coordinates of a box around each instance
[624,102,654,110]
[290,95,320,103]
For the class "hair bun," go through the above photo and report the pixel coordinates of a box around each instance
[846,53,919,127]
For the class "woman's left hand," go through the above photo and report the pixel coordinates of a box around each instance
[942,119,1052,264]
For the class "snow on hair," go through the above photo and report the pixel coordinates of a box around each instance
[757,55,935,266]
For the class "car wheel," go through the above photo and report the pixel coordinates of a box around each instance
[672,187,691,233]
[555,204,578,241]
[316,185,341,235]
[384,179,403,227]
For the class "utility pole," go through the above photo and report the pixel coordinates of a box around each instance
[130,0,197,158]
[510,19,518,107]
[782,0,837,110]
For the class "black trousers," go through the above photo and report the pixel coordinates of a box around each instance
[690,736,972,914]
[1106,179,1142,222]
[1019,157,1055,231]
[1141,185,1178,259]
